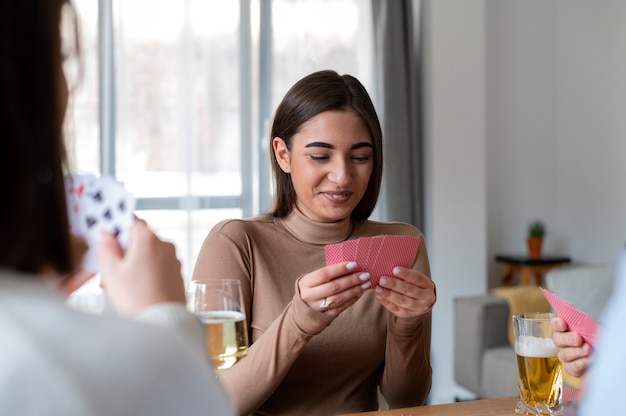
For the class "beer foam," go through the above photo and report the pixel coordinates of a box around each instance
[197,310,245,324]
[515,335,559,357]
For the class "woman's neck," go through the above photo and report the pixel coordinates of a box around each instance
[279,206,354,245]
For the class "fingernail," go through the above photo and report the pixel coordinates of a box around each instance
[359,272,370,281]
[375,286,383,293]
[379,277,388,286]
[347,262,358,270]
[361,281,371,290]
[393,267,401,275]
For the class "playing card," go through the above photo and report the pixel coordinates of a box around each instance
[540,288,599,347]
[341,239,359,263]
[355,237,372,269]
[65,173,136,273]
[81,175,134,245]
[324,242,344,265]
[324,235,421,289]
[369,235,421,288]
[365,235,386,287]
[324,238,361,268]
[380,235,421,269]
[366,235,385,266]
[64,173,97,237]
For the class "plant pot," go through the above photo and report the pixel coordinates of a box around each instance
[527,237,543,259]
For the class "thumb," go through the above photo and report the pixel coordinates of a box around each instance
[552,316,567,332]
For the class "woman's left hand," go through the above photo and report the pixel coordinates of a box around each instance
[59,270,96,297]
[374,267,436,319]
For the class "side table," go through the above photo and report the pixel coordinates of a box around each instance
[495,254,571,286]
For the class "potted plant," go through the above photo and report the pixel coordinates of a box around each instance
[527,220,545,259]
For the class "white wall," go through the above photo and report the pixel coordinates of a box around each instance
[554,1,626,265]
[422,0,487,404]
[423,0,626,404]
[485,1,559,289]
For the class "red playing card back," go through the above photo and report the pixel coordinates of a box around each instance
[541,288,599,347]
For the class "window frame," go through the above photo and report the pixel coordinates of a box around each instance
[98,0,266,217]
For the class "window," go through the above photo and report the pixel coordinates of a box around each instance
[67,0,374,279]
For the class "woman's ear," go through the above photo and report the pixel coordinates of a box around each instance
[272,137,291,173]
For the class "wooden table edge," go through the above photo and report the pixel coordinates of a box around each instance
[337,396,518,415]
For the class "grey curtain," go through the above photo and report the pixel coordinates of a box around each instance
[371,0,424,230]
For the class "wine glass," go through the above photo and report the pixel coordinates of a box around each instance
[186,279,249,372]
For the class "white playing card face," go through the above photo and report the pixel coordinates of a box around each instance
[65,173,135,272]
[81,176,135,244]
[64,173,96,237]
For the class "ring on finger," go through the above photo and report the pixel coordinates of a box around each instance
[320,298,332,310]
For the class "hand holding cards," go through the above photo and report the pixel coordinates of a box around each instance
[541,287,599,347]
[325,235,421,288]
[65,173,136,273]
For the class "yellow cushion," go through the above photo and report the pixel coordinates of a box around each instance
[490,285,551,346]
[563,372,583,390]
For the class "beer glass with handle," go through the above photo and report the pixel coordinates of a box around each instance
[513,312,563,415]
[187,279,249,373]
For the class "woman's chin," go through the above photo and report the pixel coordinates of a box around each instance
[320,210,353,223]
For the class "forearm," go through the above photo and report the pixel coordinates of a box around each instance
[219,294,333,416]
[379,312,432,407]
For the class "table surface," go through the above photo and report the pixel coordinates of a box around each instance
[338,396,518,416]
[495,254,571,265]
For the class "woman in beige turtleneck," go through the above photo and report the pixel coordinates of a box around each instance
[193,70,436,416]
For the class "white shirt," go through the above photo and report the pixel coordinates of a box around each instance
[0,270,233,416]
[580,246,626,415]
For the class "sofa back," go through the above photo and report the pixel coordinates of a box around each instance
[545,265,615,322]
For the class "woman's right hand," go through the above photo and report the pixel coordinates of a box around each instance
[297,261,371,317]
[98,219,186,316]
[551,316,592,378]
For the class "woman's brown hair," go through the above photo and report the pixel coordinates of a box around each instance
[0,0,75,275]
[270,70,383,220]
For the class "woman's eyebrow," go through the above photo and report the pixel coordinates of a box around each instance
[304,141,373,150]
[305,141,334,149]
[351,142,373,150]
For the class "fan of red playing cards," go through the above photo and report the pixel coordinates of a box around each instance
[325,235,421,288]
[65,173,136,273]
[540,288,599,347]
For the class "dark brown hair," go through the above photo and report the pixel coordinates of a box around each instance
[270,70,383,220]
[0,0,75,275]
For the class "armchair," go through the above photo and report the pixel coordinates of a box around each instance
[454,265,615,399]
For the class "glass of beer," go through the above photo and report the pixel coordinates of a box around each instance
[513,312,563,415]
[186,279,249,373]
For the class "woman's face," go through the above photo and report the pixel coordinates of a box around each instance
[273,110,374,223]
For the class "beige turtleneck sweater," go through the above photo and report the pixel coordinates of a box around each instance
[192,208,432,416]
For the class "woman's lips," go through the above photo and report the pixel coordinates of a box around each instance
[322,191,352,203]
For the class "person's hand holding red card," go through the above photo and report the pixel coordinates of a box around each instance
[325,235,421,288]
[542,288,598,401]
[325,235,436,319]
[541,288,599,347]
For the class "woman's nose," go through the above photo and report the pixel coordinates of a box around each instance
[328,161,350,185]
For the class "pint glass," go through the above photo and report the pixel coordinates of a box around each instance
[513,312,563,415]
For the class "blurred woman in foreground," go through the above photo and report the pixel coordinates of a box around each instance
[0,1,231,414]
